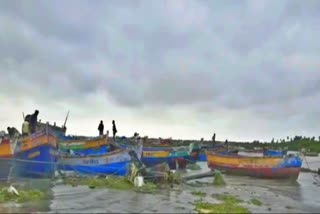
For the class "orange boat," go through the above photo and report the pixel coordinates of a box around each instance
[0,136,17,179]
[206,150,302,179]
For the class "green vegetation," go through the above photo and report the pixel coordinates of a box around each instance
[250,198,262,206]
[231,136,320,153]
[191,191,206,197]
[166,171,183,184]
[0,187,45,203]
[212,171,226,186]
[134,182,158,194]
[63,175,162,194]
[194,193,250,213]
[215,194,243,204]
[186,163,202,171]
[64,176,134,190]
[194,201,250,214]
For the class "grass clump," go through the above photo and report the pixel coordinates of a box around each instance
[194,193,250,214]
[134,182,158,194]
[191,191,206,197]
[215,194,243,204]
[212,171,226,186]
[64,176,134,190]
[250,198,262,206]
[194,201,250,214]
[64,175,161,193]
[186,163,202,171]
[0,187,45,203]
[166,171,183,184]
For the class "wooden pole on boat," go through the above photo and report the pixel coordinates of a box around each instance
[63,111,70,128]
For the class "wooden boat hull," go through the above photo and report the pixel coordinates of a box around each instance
[14,130,57,178]
[0,137,16,179]
[206,151,302,179]
[141,148,192,170]
[59,135,108,153]
[58,142,143,176]
[116,140,196,170]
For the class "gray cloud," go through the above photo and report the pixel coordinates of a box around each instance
[0,0,320,140]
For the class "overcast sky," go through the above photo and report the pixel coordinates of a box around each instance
[0,0,319,141]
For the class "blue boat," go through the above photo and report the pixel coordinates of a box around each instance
[115,139,197,170]
[263,149,286,157]
[57,141,143,176]
[13,129,57,178]
[198,152,207,162]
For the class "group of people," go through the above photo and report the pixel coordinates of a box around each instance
[0,110,39,138]
[4,108,118,141]
[98,120,117,141]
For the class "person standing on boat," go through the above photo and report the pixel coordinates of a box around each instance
[7,127,13,138]
[212,133,216,144]
[7,127,20,138]
[22,116,30,136]
[30,110,39,134]
[98,120,104,136]
[112,120,117,142]
[224,139,229,151]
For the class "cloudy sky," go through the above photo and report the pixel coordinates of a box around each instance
[0,0,319,141]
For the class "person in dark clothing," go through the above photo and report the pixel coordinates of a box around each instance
[98,120,104,136]
[212,133,216,144]
[25,114,32,122]
[224,139,229,151]
[112,120,117,142]
[7,127,20,138]
[7,127,13,138]
[30,110,39,134]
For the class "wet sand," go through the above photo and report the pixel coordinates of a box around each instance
[49,160,320,213]
[0,157,319,213]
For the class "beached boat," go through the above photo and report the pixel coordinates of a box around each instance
[37,122,66,140]
[116,138,198,170]
[198,150,207,162]
[57,140,143,176]
[0,136,17,180]
[13,128,57,178]
[304,152,319,157]
[197,145,239,162]
[206,151,302,179]
[141,146,190,170]
[58,135,108,155]
[116,140,197,169]
[263,149,286,157]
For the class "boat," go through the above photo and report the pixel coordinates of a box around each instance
[206,151,302,179]
[198,150,207,162]
[58,135,108,155]
[57,140,143,176]
[115,138,198,170]
[0,136,17,180]
[304,151,319,157]
[37,122,66,140]
[13,127,57,178]
[197,145,239,162]
[263,149,286,157]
